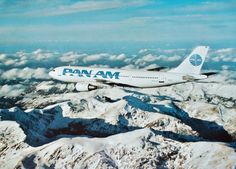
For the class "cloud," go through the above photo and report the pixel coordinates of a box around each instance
[44,0,150,16]
[222,65,230,70]
[121,64,137,70]
[134,53,182,67]
[67,53,129,64]
[108,53,126,61]
[1,13,235,43]
[0,0,150,17]
[179,1,236,13]
[83,53,107,63]
[90,64,110,68]
[142,54,157,62]
[215,48,235,53]
[210,48,236,62]
[0,53,6,60]
[134,54,156,66]
[138,49,148,54]
[135,47,236,68]
[0,0,235,44]
[0,49,60,69]
[32,49,54,61]
[0,47,235,84]
[0,53,27,67]
[60,52,127,66]
[1,67,49,80]
[157,55,181,62]
[60,52,87,63]
[0,84,26,97]
[138,48,187,54]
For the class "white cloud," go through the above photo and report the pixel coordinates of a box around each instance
[0,54,27,67]
[134,54,157,66]
[135,54,181,66]
[179,1,236,13]
[142,54,157,62]
[60,52,87,63]
[210,48,236,62]
[134,59,147,67]
[121,64,137,70]
[117,54,126,60]
[90,64,110,68]
[212,56,236,63]
[32,49,54,60]
[162,49,186,54]
[138,48,186,54]
[41,0,150,16]
[155,55,182,62]
[108,53,126,61]
[1,67,49,80]
[0,84,26,97]
[83,53,107,63]
[4,59,16,66]
[0,0,150,17]
[0,52,29,67]
[138,49,148,54]
[222,65,229,70]
[0,50,57,68]
[0,53,7,61]
[60,52,127,65]
[215,48,234,53]
[165,55,181,62]
[124,58,132,63]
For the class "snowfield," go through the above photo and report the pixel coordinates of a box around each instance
[0,71,236,169]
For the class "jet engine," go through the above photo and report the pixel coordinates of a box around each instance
[75,83,97,92]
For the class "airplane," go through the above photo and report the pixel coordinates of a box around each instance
[49,46,211,92]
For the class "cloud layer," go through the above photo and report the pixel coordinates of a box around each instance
[0,84,26,97]
[0,47,235,97]
[1,67,49,80]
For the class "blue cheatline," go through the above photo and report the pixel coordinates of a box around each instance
[189,54,202,66]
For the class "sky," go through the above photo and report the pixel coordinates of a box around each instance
[0,0,236,97]
[0,0,236,52]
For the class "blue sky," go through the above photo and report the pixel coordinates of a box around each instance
[0,0,236,50]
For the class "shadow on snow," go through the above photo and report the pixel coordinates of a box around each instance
[123,95,233,142]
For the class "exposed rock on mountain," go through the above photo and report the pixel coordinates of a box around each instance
[0,72,236,168]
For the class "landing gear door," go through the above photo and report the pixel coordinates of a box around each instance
[159,76,165,84]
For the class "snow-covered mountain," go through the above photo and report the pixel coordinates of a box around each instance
[0,71,236,168]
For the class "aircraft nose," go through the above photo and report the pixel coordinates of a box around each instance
[48,71,53,78]
[49,70,55,78]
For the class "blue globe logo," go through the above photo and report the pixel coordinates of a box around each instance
[189,54,202,66]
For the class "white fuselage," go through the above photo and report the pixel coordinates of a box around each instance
[49,66,207,88]
[49,46,209,90]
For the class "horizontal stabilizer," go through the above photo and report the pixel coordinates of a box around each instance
[202,72,218,76]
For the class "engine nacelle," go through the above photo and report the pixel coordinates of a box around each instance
[75,83,97,92]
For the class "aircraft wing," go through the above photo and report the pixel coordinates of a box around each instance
[146,67,167,71]
[94,79,136,88]
[95,79,114,84]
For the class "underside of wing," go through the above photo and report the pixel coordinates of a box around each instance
[94,79,137,88]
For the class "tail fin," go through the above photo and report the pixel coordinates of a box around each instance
[169,46,209,74]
